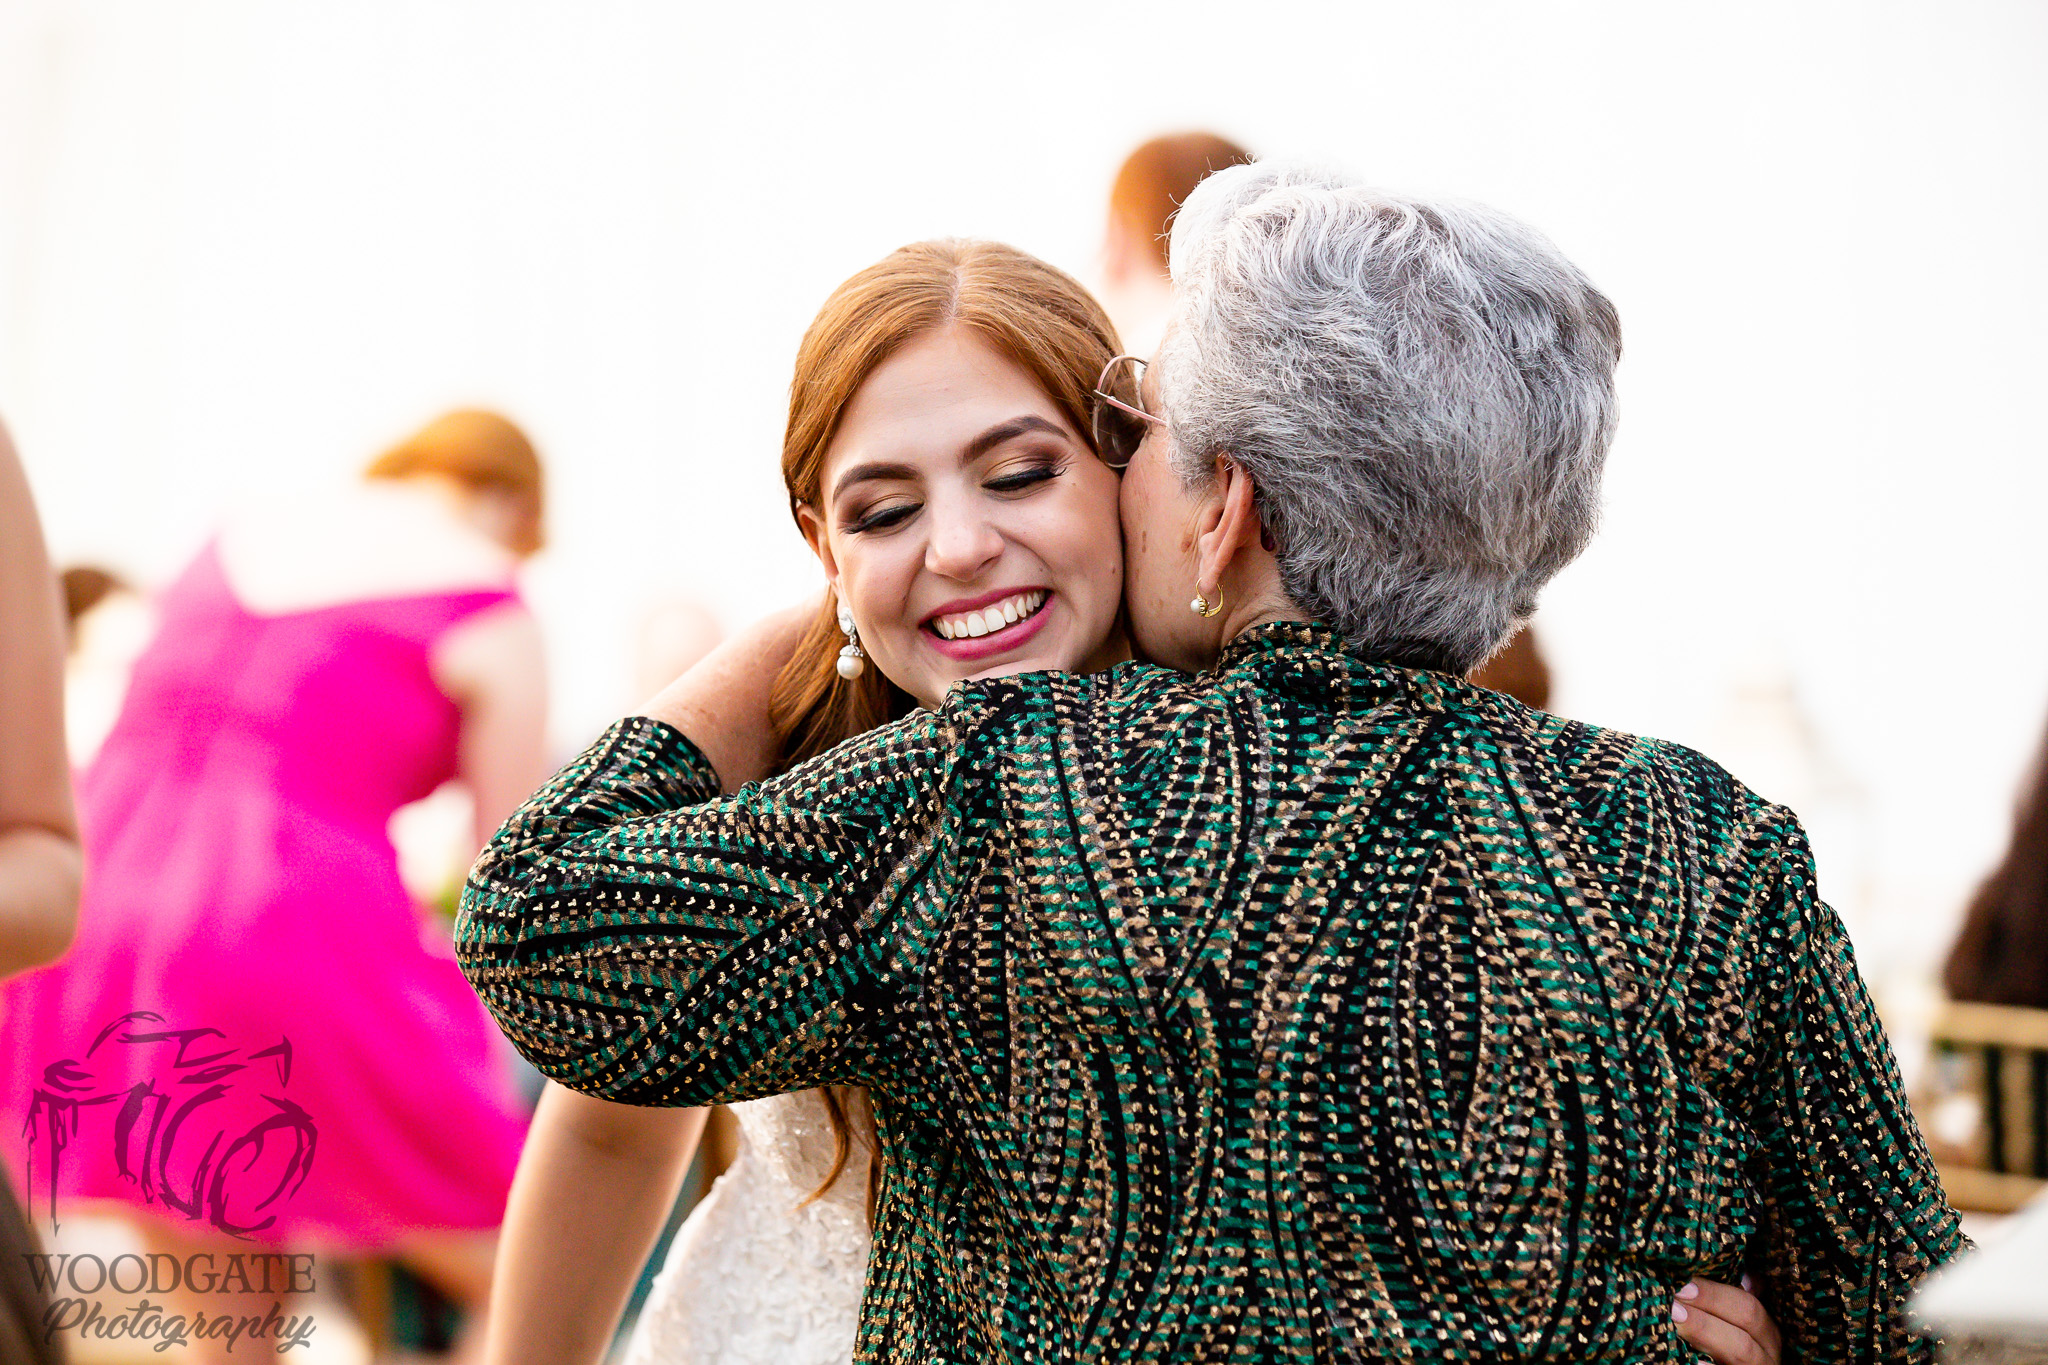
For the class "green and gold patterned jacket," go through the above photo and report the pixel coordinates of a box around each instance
[457,621,1963,1363]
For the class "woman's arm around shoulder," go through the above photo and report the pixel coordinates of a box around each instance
[478,616,814,1364]
[454,603,964,1108]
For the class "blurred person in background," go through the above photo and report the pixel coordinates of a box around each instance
[1914,707,2048,1213]
[0,409,550,1363]
[1944,709,2048,1008]
[478,237,1773,1363]
[0,418,80,1364]
[1098,132,1253,357]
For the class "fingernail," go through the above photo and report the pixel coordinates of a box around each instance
[1671,1303,1689,1323]
[1678,1282,1700,1300]
[1741,1273,1753,1292]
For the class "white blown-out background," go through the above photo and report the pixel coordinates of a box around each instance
[2,1,2044,1009]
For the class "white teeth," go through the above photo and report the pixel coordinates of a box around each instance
[931,590,1047,643]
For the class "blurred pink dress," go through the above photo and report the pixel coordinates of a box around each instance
[0,542,529,1249]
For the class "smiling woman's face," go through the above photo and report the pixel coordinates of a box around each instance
[798,322,1129,710]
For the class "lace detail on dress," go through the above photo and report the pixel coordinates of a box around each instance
[622,1089,871,1365]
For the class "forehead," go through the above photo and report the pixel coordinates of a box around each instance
[823,325,1070,481]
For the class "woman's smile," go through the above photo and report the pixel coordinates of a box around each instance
[922,586,1053,660]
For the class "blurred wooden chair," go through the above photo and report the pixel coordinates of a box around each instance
[1922,1000,2048,1213]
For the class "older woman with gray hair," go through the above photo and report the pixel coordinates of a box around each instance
[457,162,1961,1363]
[1138,166,1610,676]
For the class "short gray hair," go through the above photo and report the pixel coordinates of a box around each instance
[1157,161,1621,675]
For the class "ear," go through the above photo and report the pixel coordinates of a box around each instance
[1191,456,1263,597]
[794,502,843,592]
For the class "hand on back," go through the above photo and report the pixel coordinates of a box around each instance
[1676,1276,1781,1365]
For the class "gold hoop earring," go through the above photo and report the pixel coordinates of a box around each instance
[1190,592,1223,619]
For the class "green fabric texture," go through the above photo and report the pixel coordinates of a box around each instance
[458,621,1963,1362]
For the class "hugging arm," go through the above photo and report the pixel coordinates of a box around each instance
[455,694,959,1108]
[1740,826,1965,1359]
[478,612,815,1365]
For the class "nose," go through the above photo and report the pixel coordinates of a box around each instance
[922,495,1005,582]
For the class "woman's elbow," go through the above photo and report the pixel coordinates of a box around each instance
[0,828,82,977]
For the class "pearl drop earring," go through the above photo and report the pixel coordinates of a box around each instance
[1190,592,1223,619]
[835,601,866,680]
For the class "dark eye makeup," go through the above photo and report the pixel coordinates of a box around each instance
[984,454,1067,493]
[838,448,1070,536]
[843,500,918,535]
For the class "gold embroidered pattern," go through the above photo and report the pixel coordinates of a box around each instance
[458,622,1962,1363]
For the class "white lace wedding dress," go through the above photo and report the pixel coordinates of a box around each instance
[620,1089,871,1365]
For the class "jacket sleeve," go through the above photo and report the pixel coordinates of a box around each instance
[454,705,962,1107]
[1742,820,1967,1360]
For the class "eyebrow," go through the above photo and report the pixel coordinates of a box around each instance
[829,414,1070,504]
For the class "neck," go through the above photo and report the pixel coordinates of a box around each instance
[1214,553,1309,648]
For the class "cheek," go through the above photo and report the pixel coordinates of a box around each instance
[834,539,916,639]
[1041,476,1125,601]
[1118,466,1162,588]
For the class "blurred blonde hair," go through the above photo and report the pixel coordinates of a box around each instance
[363,409,546,556]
